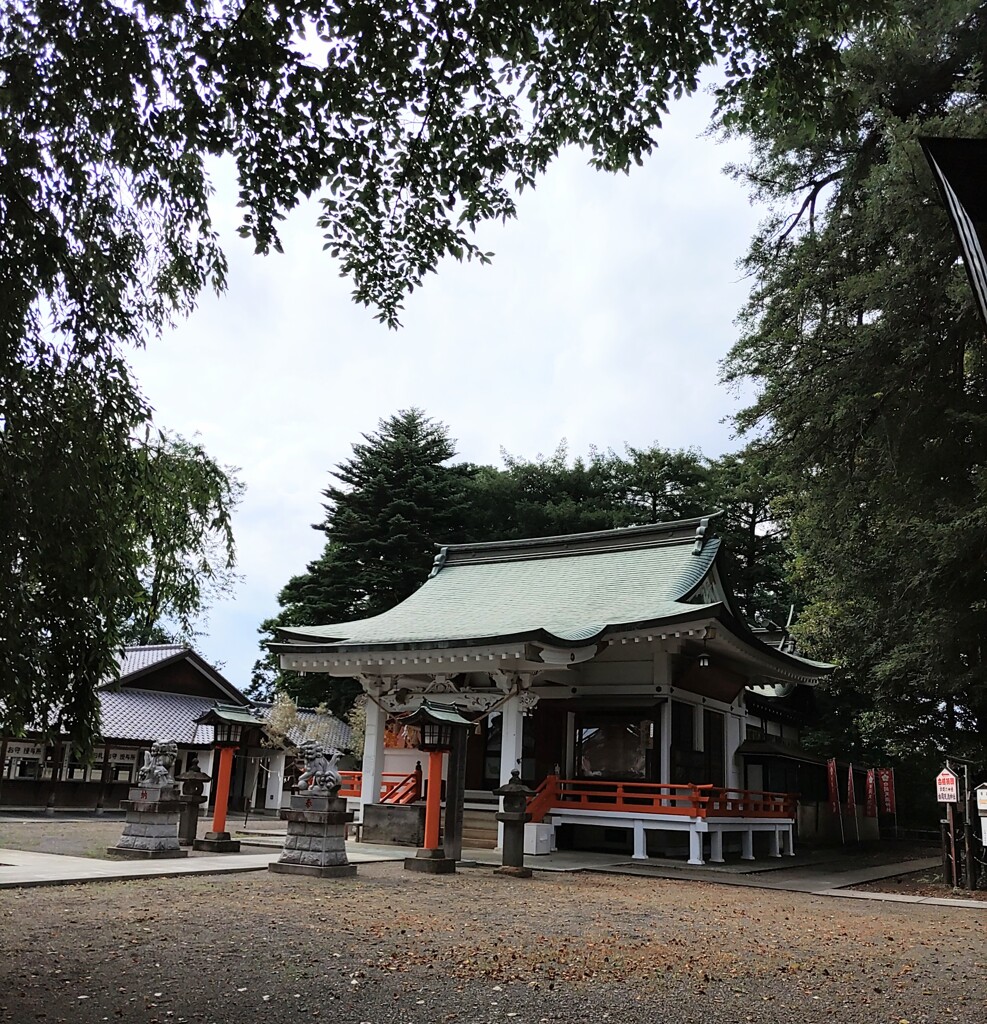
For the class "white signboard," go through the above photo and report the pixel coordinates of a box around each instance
[976,785,987,814]
[936,768,959,803]
[5,743,44,759]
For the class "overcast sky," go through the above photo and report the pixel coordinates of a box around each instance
[128,84,764,690]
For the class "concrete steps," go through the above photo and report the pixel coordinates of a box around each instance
[461,806,498,850]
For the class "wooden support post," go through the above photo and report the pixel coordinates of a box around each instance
[741,829,754,861]
[0,737,7,809]
[443,727,466,863]
[405,748,456,875]
[210,746,236,835]
[768,829,782,858]
[94,744,111,814]
[360,699,386,824]
[688,827,704,866]
[709,830,724,864]
[423,749,443,851]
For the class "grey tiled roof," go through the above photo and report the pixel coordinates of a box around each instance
[279,520,721,647]
[99,688,228,745]
[118,645,186,678]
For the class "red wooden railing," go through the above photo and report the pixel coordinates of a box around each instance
[525,775,796,823]
[338,768,422,804]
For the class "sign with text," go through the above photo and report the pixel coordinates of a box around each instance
[4,743,44,759]
[936,768,959,803]
[864,769,878,818]
[826,758,839,815]
[876,767,896,814]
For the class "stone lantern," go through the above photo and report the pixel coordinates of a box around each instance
[176,753,211,847]
[192,704,259,852]
[494,769,535,878]
[400,700,472,874]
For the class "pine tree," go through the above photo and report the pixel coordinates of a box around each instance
[254,409,471,713]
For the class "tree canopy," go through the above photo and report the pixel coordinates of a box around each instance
[722,0,987,765]
[256,412,793,713]
[1,0,878,746]
[1,422,239,753]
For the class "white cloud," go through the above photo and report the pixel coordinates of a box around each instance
[128,83,762,689]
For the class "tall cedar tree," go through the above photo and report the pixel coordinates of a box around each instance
[253,410,470,713]
[258,423,796,712]
[722,0,987,765]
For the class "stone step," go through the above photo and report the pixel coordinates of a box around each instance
[461,836,498,850]
[462,809,498,825]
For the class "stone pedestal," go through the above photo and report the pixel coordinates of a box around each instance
[404,847,456,874]
[193,830,241,852]
[106,786,187,859]
[269,793,357,879]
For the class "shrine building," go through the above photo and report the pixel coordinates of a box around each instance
[273,516,839,865]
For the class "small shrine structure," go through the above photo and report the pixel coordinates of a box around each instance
[272,517,833,864]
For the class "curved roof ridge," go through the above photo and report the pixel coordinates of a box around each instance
[436,513,722,569]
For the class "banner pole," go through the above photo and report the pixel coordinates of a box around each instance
[892,768,898,839]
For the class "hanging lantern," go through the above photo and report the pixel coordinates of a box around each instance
[399,700,473,752]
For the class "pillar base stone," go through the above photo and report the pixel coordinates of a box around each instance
[493,865,532,879]
[193,831,241,853]
[404,853,457,874]
[105,846,189,860]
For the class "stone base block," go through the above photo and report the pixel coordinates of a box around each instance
[106,846,189,860]
[494,865,533,879]
[193,833,241,853]
[362,802,426,846]
[269,862,357,879]
[404,855,456,874]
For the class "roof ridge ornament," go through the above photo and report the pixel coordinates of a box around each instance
[691,511,723,555]
[429,545,449,578]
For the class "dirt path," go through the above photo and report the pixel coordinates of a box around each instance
[0,861,983,1024]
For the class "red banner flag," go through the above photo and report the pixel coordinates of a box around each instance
[876,767,896,815]
[847,763,857,809]
[864,769,878,817]
[826,757,839,815]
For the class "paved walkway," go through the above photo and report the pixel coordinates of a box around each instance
[2,839,984,909]
[590,855,987,907]
[0,841,404,889]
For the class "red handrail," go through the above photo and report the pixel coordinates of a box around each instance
[380,766,423,805]
[337,770,423,803]
[526,774,560,823]
[526,778,796,821]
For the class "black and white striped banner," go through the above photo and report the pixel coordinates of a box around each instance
[921,137,987,331]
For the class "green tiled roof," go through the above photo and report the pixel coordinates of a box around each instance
[278,519,722,648]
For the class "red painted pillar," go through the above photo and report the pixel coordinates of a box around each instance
[210,745,236,835]
[423,749,444,850]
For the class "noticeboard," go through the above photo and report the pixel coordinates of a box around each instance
[936,768,959,803]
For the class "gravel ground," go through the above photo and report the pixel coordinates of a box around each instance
[0,861,984,1024]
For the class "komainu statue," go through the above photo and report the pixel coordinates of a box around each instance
[296,740,342,796]
[137,740,178,787]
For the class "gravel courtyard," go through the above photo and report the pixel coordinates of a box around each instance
[0,861,983,1024]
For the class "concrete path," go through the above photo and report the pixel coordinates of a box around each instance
[591,856,987,909]
[0,841,404,889]
[3,839,984,910]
